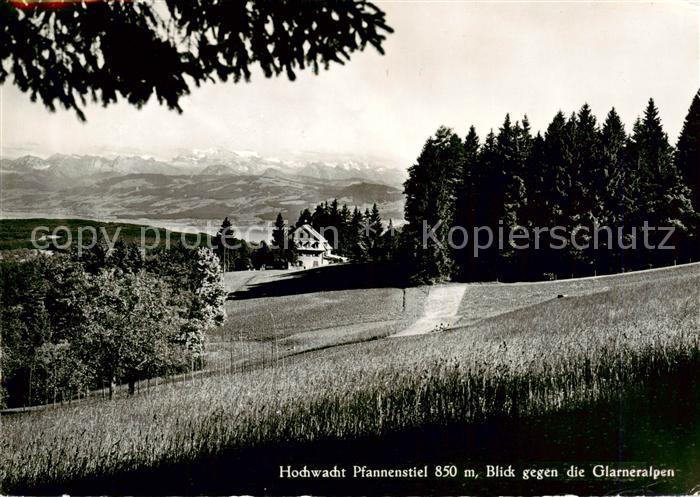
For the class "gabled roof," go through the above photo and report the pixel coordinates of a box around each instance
[298,224,326,241]
[293,224,331,252]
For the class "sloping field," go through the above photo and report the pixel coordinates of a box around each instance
[213,263,700,359]
[208,266,428,370]
[391,284,467,337]
[206,285,428,372]
[453,262,700,326]
[1,264,698,494]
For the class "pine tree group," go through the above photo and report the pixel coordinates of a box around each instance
[292,200,390,263]
[402,94,699,283]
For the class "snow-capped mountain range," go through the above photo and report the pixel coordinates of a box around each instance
[0,149,406,225]
[1,149,405,186]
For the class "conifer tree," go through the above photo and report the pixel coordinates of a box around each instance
[325,199,342,249]
[495,115,521,224]
[362,207,372,257]
[599,108,629,272]
[349,207,368,262]
[518,115,534,157]
[486,115,527,276]
[272,213,287,249]
[382,218,400,262]
[403,126,464,282]
[366,203,384,261]
[338,203,352,256]
[676,89,700,213]
[535,111,571,276]
[520,131,547,278]
[471,130,499,279]
[453,125,480,278]
[296,208,313,227]
[567,103,602,273]
[311,202,329,233]
[329,199,340,222]
[572,104,602,221]
[560,112,579,250]
[272,212,297,264]
[627,99,694,267]
[3,1,393,121]
[213,217,236,271]
[600,108,629,224]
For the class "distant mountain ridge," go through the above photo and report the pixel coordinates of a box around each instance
[1,148,405,186]
[0,150,406,226]
[2,153,180,177]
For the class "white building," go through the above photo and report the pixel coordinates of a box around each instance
[292,224,345,269]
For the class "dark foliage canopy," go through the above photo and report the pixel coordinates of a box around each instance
[676,89,700,211]
[401,95,699,283]
[0,0,392,120]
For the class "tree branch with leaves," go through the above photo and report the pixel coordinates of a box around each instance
[0,0,393,120]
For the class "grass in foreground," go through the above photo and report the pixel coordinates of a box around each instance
[0,269,698,493]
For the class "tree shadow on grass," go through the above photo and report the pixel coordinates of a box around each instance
[228,263,411,300]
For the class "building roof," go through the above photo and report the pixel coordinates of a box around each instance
[293,224,332,252]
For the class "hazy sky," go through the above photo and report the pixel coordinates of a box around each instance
[1,0,698,167]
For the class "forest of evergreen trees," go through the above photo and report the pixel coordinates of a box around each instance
[215,92,698,284]
[263,200,393,265]
[401,92,700,283]
[213,200,393,270]
[289,200,391,262]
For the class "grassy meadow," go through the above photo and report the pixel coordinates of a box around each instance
[0,264,698,493]
[206,277,429,372]
[208,263,698,374]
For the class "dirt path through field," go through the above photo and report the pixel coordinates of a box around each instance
[391,284,468,337]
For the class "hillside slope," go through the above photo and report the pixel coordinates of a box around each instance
[1,172,404,226]
[3,264,698,495]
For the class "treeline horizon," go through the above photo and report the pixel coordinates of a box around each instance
[163,91,700,283]
[287,200,391,262]
[396,91,700,283]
